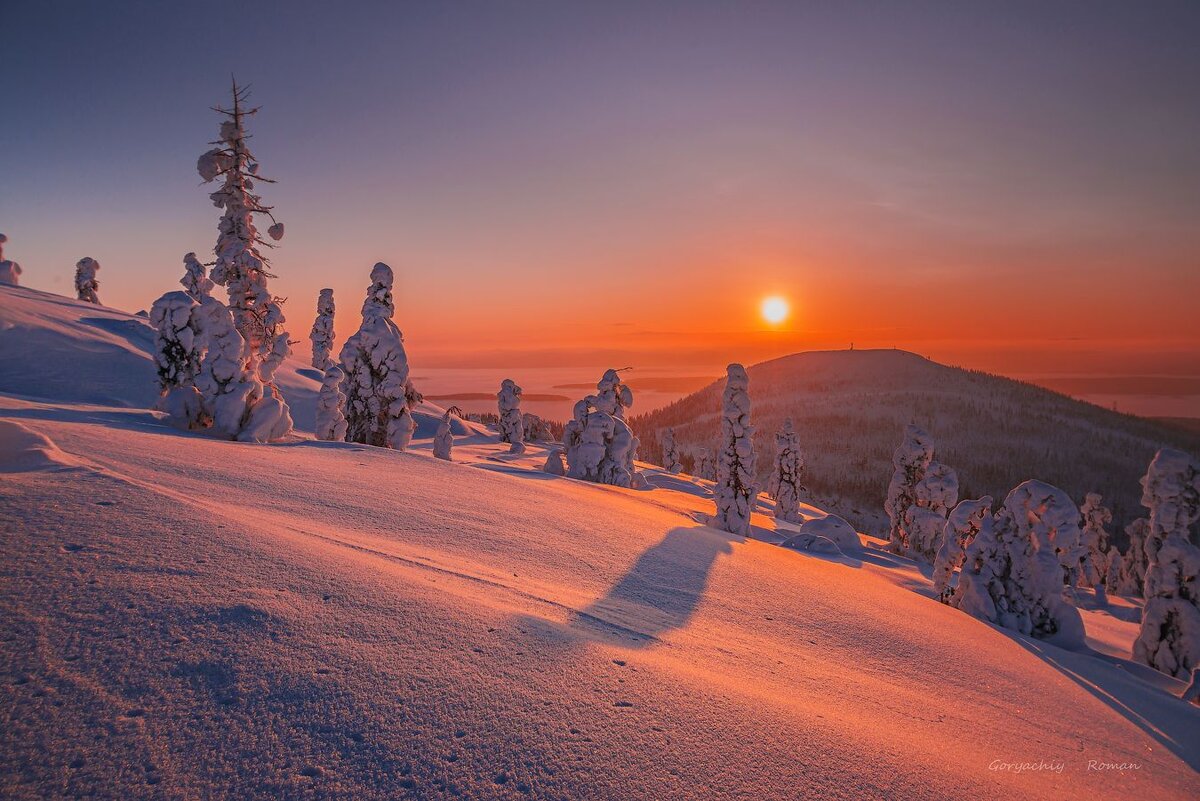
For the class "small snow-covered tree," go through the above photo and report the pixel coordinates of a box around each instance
[952,480,1085,646]
[433,411,454,461]
[74,257,101,304]
[1106,518,1150,597]
[149,290,206,429]
[315,364,348,442]
[769,418,804,523]
[197,81,292,393]
[885,425,935,553]
[498,379,525,454]
[192,296,292,442]
[522,412,555,443]
[1133,448,1200,680]
[0,233,22,286]
[660,427,682,474]
[933,496,993,601]
[181,252,214,300]
[713,364,757,537]
[339,262,420,450]
[906,460,960,562]
[562,369,644,488]
[1077,493,1112,601]
[543,447,566,476]
[694,447,715,480]
[309,288,336,370]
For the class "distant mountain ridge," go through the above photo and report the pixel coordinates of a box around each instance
[631,349,1200,538]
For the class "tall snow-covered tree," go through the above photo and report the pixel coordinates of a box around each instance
[885,424,935,553]
[1106,518,1150,597]
[315,364,348,442]
[192,295,292,442]
[953,480,1085,646]
[498,379,525,454]
[0,234,22,286]
[1077,493,1112,602]
[906,460,960,562]
[562,369,644,488]
[309,288,336,370]
[660,427,682,474]
[769,418,804,523]
[434,411,454,461]
[933,496,993,600]
[197,81,292,392]
[181,252,214,300]
[339,262,421,450]
[149,290,206,429]
[713,364,757,537]
[74,257,101,304]
[1133,448,1200,680]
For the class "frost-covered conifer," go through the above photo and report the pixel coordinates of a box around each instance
[661,427,682,474]
[1077,493,1112,601]
[181,252,214,300]
[339,263,420,450]
[562,369,643,487]
[197,81,292,394]
[192,296,292,442]
[315,364,348,442]
[498,379,525,454]
[933,497,993,600]
[522,413,553,443]
[1133,449,1200,679]
[149,290,206,429]
[0,234,22,286]
[713,364,757,537]
[433,411,454,461]
[952,480,1085,646]
[543,447,566,476]
[885,425,934,553]
[769,418,804,523]
[309,289,336,370]
[694,447,715,480]
[74,258,101,304]
[906,460,960,562]
[1106,518,1150,597]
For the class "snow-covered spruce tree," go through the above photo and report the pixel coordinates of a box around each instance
[1077,493,1112,601]
[1133,448,1200,679]
[543,447,566,476]
[769,418,804,523]
[339,262,421,450]
[522,413,554,443]
[694,447,715,480]
[906,460,960,563]
[1106,518,1150,597]
[933,496,993,601]
[433,411,454,461]
[498,379,525,454]
[562,369,644,488]
[197,81,292,395]
[952,480,1085,646]
[309,288,336,370]
[0,233,22,286]
[192,295,292,442]
[713,364,758,537]
[660,427,682,474]
[315,364,348,442]
[74,257,101,304]
[149,290,207,429]
[884,424,935,553]
[181,252,214,300]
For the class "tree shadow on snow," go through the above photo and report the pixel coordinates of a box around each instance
[1010,633,1200,771]
[562,525,737,649]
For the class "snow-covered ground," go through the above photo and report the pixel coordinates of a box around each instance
[1,284,1197,800]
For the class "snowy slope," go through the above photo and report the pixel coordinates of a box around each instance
[1,286,1198,800]
[632,349,1200,537]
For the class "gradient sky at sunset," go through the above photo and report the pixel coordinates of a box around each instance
[4,1,1199,377]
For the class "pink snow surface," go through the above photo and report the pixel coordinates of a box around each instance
[1,283,1198,799]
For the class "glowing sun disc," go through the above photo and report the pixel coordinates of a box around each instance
[761,296,790,325]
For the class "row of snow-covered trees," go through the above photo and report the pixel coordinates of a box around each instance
[0,234,103,304]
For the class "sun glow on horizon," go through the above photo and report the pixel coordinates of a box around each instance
[761,295,790,326]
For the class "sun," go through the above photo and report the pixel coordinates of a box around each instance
[761,295,790,325]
